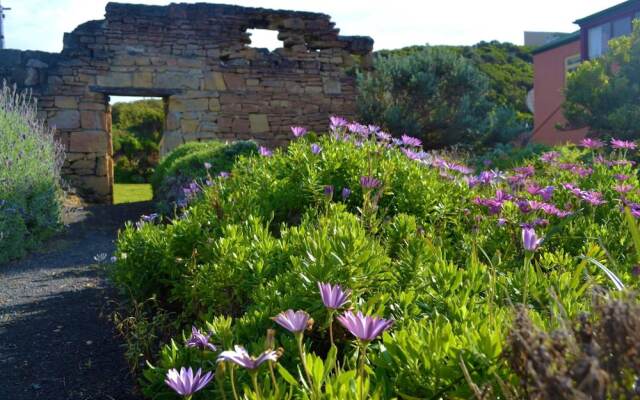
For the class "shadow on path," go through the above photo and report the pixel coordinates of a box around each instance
[0,202,153,399]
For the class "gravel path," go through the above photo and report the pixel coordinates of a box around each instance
[0,202,152,400]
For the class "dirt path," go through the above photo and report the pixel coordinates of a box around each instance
[0,202,152,400]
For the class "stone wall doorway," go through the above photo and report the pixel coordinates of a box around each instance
[102,91,170,204]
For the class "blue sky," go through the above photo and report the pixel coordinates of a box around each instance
[2,0,622,52]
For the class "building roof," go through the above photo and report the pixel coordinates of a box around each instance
[531,31,580,55]
[574,0,640,26]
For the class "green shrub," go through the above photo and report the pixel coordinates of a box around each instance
[151,140,258,213]
[357,47,494,148]
[113,126,640,398]
[0,84,63,263]
[111,99,164,183]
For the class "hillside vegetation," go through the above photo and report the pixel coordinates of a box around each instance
[111,99,164,183]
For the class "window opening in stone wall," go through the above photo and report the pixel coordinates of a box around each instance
[246,29,282,51]
[109,95,165,204]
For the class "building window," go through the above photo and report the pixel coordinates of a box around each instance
[588,24,610,58]
[588,15,637,59]
[565,54,581,75]
[613,16,632,38]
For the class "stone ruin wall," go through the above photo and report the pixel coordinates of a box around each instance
[0,2,373,203]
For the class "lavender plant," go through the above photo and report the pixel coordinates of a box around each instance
[0,83,63,263]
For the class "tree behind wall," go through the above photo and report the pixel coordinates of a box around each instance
[357,47,494,148]
[563,21,640,139]
[111,99,164,183]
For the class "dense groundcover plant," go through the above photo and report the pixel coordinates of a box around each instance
[0,84,63,263]
[114,122,640,398]
[151,140,257,213]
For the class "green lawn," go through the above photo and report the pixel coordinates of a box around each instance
[113,183,153,204]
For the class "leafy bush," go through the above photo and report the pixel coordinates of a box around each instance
[564,21,640,139]
[361,44,532,149]
[112,99,164,183]
[376,41,534,115]
[357,47,494,148]
[0,84,63,263]
[151,140,258,213]
[112,122,640,399]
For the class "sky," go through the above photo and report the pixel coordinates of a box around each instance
[1,0,623,52]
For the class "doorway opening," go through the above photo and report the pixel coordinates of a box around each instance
[109,95,166,204]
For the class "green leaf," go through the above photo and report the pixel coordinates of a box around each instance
[276,364,299,386]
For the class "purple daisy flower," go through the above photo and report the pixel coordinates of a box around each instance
[204,162,212,170]
[186,326,217,352]
[259,146,273,157]
[291,126,308,138]
[217,345,279,370]
[375,131,392,142]
[360,176,381,189]
[540,151,560,163]
[401,147,423,161]
[522,227,543,252]
[165,367,213,397]
[580,138,605,149]
[272,310,310,334]
[329,116,348,129]
[401,134,422,148]
[341,187,351,200]
[310,143,322,154]
[337,311,393,342]
[611,138,637,150]
[615,184,634,194]
[218,171,230,178]
[323,185,334,198]
[318,282,351,310]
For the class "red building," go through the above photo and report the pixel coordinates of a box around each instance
[531,0,640,145]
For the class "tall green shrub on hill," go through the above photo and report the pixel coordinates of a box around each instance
[357,47,494,148]
[564,21,640,139]
[111,99,164,183]
[376,41,534,115]
[0,84,63,263]
[358,45,531,148]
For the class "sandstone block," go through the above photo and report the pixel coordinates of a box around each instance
[209,98,221,112]
[166,112,180,131]
[71,158,96,170]
[155,72,200,89]
[96,156,109,177]
[77,176,111,197]
[181,118,199,133]
[160,131,184,156]
[249,114,269,134]
[223,73,245,91]
[232,117,250,134]
[97,72,132,87]
[133,71,153,88]
[55,96,78,109]
[49,110,81,130]
[323,78,342,95]
[69,131,108,153]
[81,111,106,130]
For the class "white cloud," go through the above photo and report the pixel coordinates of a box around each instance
[2,0,622,52]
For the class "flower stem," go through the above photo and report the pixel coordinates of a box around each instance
[268,361,279,398]
[296,333,314,395]
[229,365,240,400]
[329,315,335,348]
[523,253,532,305]
[251,371,262,400]
[358,342,369,400]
